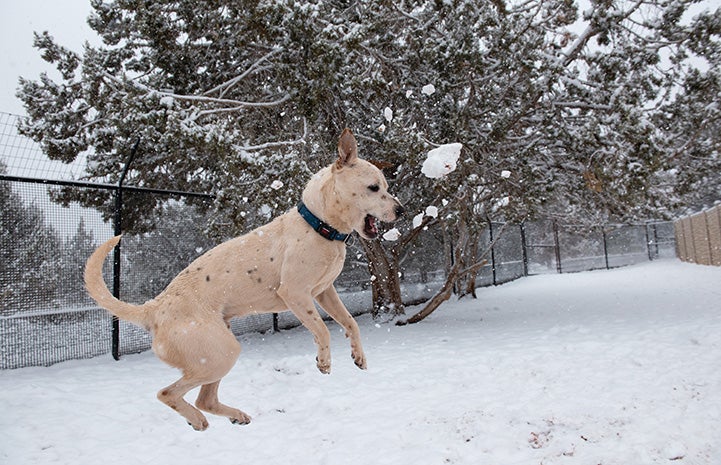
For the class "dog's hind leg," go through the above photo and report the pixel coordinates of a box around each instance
[157,377,209,431]
[156,324,242,430]
[316,286,367,370]
[195,380,251,425]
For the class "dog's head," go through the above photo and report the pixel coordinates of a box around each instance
[330,129,404,240]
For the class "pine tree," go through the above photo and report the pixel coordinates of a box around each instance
[58,218,97,306]
[16,0,721,317]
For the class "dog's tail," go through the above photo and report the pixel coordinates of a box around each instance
[84,235,150,328]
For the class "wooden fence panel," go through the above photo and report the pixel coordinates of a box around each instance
[675,205,721,266]
[708,206,721,266]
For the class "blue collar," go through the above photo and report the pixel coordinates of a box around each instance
[297,201,351,242]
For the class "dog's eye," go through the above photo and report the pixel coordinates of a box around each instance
[368,184,380,192]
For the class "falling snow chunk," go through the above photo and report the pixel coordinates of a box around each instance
[382,228,401,241]
[405,90,413,98]
[383,107,393,122]
[421,143,463,179]
[270,180,284,190]
[412,213,424,229]
[421,84,436,96]
[501,170,511,179]
[425,206,438,218]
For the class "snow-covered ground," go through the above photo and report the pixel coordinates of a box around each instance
[2,259,720,465]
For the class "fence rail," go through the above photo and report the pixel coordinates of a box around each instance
[1,112,677,369]
[675,205,721,266]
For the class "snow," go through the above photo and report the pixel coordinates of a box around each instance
[159,95,174,108]
[421,143,463,179]
[383,106,393,122]
[382,227,401,241]
[501,170,512,179]
[422,83,436,96]
[412,206,439,229]
[2,260,721,465]
[493,195,510,211]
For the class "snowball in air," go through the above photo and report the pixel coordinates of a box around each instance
[383,107,393,122]
[382,228,401,241]
[501,170,511,179]
[412,213,424,229]
[270,180,284,190]
[421,143,463,179]
[421,84,436,96]
[425,206,439,218]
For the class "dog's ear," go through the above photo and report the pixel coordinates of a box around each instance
[336,128,358,168]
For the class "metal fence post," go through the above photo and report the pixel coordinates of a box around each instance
[602,227,610,270]
[553,219,562,273]
[488,219,497,285]
[646,223,659,261]
[519,222,529,277]
[112,139,140,361]
[645,223,653,261]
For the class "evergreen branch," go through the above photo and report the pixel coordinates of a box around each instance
[235,118,308,152]
[102,72,289,110]
[202,49,282,98]
[552,101,613,111]
[161,92,290,109]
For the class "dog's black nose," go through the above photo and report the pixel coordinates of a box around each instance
[395,205,405,218]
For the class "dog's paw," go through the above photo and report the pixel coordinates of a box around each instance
[230,412,252,426]
[352,352,367,370]
[187,419,210,431]
[316,356,331,374]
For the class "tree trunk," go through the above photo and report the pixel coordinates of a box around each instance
[397,262,459,325]
[399,221,508,325]
[397,222,469,325]
[360,238,404,317]
[458,239,479,299]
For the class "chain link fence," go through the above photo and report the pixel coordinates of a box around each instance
[1,112,676,369]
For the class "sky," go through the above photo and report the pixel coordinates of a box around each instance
[0,0,96,115]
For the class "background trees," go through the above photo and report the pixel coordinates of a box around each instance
[0,164,104,314]
[17,0,721,317]
[0,164,62,314]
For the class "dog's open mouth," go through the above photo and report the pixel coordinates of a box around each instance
[364,214,379,239]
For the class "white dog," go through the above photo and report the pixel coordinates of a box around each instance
[85,128,404,430]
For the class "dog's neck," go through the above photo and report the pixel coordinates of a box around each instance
[301,166,354,235]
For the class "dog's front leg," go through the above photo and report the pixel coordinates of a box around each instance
[316,286,367,370]
[277,286,332,374]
